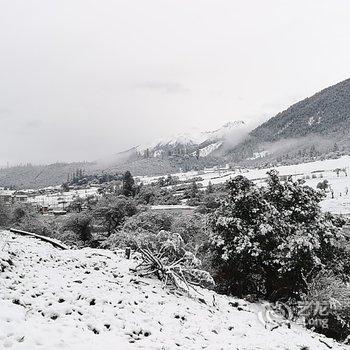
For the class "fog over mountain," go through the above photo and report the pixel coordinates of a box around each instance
[2,75,350,188]
[2,1,350,165]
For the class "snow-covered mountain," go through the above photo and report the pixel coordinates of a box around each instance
[231,78,350,163]
[137,121,249,158]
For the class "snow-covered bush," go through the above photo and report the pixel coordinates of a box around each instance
[135,184,181,205]
[101,211,173,250]
[0,202,10,228]
[171,213,213,271]
[61,212,93,242]
[171,213,206,244]
[103,211,213,267]
[316,179,329,191]
[123,211,173,234]
[10,203,55,237]
[93,196,138,235]
[196,192,225,214]
[210,170,346,300]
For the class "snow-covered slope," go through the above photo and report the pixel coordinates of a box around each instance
[0,231,345,350]
[205,121,246,141]
[137,121,248,158]
[195,141,223,158]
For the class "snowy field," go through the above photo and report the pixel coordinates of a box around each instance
[0,231,346,350]
[138,156,350,215]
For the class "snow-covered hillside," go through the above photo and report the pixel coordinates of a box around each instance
[0,231,346,350]
[192,142,223,158]
[137,121,248,158]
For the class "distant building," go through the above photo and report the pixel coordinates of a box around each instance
[13,194,28,203]
[0,190,28,205]
[0,193,13,205]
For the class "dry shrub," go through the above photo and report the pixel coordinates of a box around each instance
[133,230,215,292]
[301,272,350,341]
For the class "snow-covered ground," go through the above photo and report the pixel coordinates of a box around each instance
[0,231,347,350]
[138,155,350,215]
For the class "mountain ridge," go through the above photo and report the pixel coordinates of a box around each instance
[229,78,350,163]
[251,78,350,141]
[136,120,248,158]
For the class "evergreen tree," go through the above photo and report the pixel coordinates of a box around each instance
[195,149,200,160]
[189,181,199,198]
[316,179,329,191]
[122,171,135,197]
[61,182,70,192]
[165,174,173,186]
[309,145,316,157]
[206,181,214,194]
[145,148,150,158]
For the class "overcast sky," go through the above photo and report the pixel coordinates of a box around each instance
[1,0,350,165]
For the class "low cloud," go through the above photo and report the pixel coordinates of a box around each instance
[135,81,189,94]
[0,108,12,120]
[25,120,43,129]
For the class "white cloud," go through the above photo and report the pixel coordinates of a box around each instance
[0,0,350,164]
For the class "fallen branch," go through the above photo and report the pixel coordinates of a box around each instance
[9,228,69,250]
[136,246,206,294]
[319,338,332,349]
[131,231,215,293]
